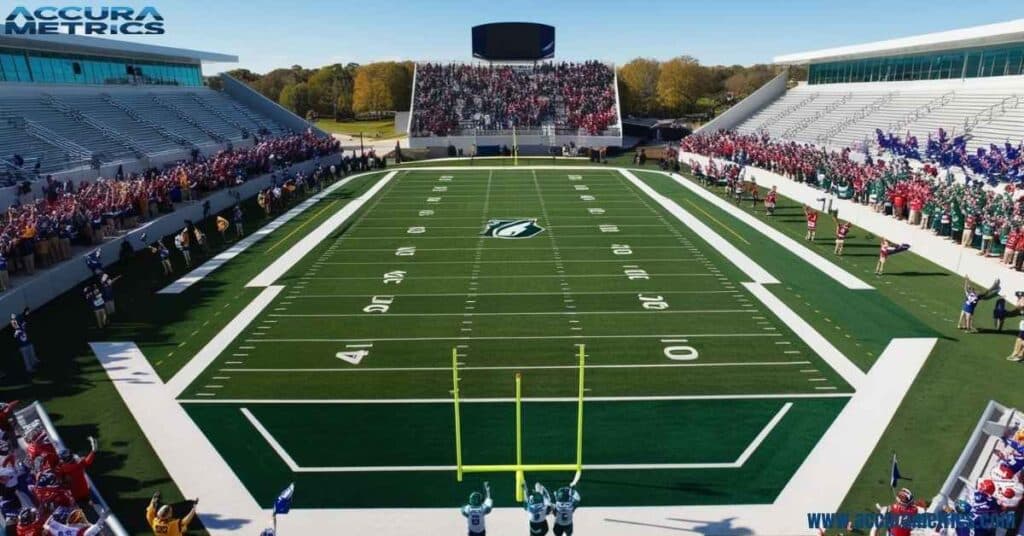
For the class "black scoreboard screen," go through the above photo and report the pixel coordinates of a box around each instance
[472,22,555,61]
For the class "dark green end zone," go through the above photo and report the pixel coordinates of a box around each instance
[186,398,846,507]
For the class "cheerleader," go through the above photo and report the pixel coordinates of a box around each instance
[832,216,852,256]
[764,186,777,216]
[804,206,818,241]
[958,276,1000,332]
[875,238,911,275]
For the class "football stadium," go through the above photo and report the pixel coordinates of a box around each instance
[4,2,1024,535]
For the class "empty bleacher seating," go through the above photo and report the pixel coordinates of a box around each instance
[733,83,1024,152]
[0,86,288,180]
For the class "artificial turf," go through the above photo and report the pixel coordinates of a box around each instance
[5,156,1010,532]
[178,167,857,509]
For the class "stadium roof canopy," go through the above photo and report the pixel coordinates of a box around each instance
[774,19,1024,65]
[0,33,237,64]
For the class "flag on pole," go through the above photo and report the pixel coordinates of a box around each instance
[274,483,295,516]
[890,453,910,488]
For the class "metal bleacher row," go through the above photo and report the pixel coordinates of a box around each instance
[0,85,288,178]
[734,82,1024,153]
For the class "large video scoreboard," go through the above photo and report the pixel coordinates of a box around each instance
[472,22,555,61]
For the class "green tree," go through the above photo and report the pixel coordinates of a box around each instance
[657,56,715,115]
[618,58,661,116]
[279,82,312,118]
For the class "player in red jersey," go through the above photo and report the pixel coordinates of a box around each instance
[24,429,59,472]
[764,186,777,216]
[804,206,818,241]
[876,238,911,275]
[832,216,852,256]
[17,508,45,536]
[54,437,97,503]
[871,488,924,536]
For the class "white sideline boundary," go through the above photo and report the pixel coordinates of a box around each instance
[662,171,875,290]
[618,169,778,284]
[91,342,264,536]
[246,171,398,287]
[165,285,284,397]
[157,171,384,294]
[241,403,792,473]
[744,282,866,389]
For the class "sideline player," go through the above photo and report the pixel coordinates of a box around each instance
[522,482,552,535]
[551,486,580,536]
[804,206,818,241]
[958,276,1000,332]
[875,238,910,275]
[871,487,923,536]
[764,185,777,216]
[832,216,852,256]
[461,482,492,536]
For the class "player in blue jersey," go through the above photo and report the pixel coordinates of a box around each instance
[958,277,1000,332]
[461,482,492,535]
[522,482,552,535]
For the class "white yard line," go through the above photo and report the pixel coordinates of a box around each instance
[269,309,754,318]
[216,361,812,373]
[292,290,736,298]
[246,171,398,287]
[299,273,715,280]
[158,171,383,294]
[315,258,702,265]
[743,282,866,389]
[245,332,781,342]
[178,392,852,404]
[661,169,874,290]
[165,285,284,397]
[242,403,791,473]
[618,169,778,284]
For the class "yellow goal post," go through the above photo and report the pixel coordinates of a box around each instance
[451,345,586,502]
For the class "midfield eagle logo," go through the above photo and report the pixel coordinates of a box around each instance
[482,218,545,239]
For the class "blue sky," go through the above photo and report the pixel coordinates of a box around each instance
[86,0,1024,74]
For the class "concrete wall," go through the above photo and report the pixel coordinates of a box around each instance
[0,153,341,321]
[681,150,1024,298]
[219,74,327,137]
[394,112,410,135]
[697,71,789,134]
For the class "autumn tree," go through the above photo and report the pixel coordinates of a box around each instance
[617,58,661,116]
[656,56,715,116]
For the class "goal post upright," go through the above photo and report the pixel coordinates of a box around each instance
[515,371,525,502]
[452,347,463,481]
[577,346,585,471]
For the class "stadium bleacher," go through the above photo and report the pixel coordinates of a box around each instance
[409,61,619,137]
[733,84,1024,153]
[0,87,288,181]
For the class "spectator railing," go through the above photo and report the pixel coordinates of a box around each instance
[929,400,1020,513]
[14,402,129,536]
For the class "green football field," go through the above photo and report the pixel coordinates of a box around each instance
[175,168,865,509]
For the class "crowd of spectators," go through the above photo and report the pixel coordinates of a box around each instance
[681,130,1024,268]
[411,62,617,136]
[0,132,341,286]
[0,400,112,534]
[878,128,1024,185]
